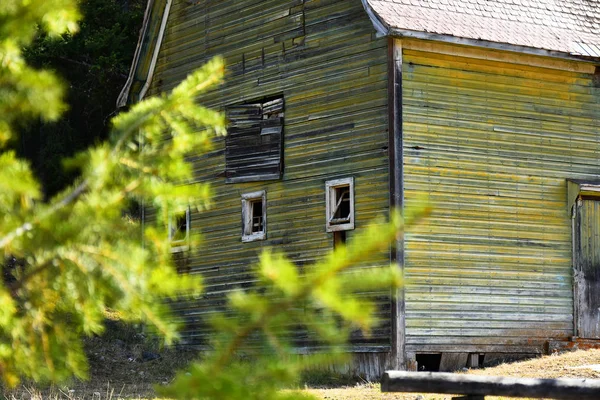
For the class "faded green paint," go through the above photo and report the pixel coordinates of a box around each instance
[146,0,391,350]
[402,41,600,354]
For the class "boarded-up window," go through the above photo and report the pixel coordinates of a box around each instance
[225,97,284,183]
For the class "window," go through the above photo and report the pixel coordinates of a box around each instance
[169,207,190,252]
[242,191,266,242]
[225,97,284,183]
[326,177,354,232]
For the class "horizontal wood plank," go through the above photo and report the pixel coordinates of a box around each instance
[381,371,600,400]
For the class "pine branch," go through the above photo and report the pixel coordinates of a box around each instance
[7,262,52,293]
[212,215,406,371]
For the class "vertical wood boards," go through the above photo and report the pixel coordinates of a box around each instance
[146,0,391,351]
[401,39,600,353]
[388,38,405,369]
[574,199,600,338]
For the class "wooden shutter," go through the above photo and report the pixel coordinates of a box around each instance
[225,98,283,182]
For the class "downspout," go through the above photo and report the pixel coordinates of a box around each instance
[137,0,172,101]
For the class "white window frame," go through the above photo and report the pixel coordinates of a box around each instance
[242,190,266,242]
[326,177,354,232]
[169,206,190,252]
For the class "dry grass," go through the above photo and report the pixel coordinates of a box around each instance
[467,349,600,379]
[2,319,196,400]
[5,382,144,400]
[306,382,450,400]
[306,349,600,400]
[4,343,600,399]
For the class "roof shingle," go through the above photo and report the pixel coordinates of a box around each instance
[365,0,600,59]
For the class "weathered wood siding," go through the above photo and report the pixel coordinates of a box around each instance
[401,39,600,354]
[573,198,600,339]
[147,0,390,351]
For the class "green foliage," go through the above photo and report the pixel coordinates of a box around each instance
[0,0,431,397]
[0,0,226,382]
[0,57,226,384]
[0,0,79,145]
[160,208,429,400]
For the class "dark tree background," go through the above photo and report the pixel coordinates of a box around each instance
[19,0,145,197]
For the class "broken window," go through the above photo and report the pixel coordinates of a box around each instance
[242,191,266,242]
[326,177,354,232]
[225,97,284,183]
[169,207,190,252]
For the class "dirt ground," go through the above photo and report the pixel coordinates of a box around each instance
[4,327,600,400]
[307,349,600,400]
[4,322,199,399]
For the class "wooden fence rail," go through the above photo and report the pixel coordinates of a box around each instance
[381,371,600,400]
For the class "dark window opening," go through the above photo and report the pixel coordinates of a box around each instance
[174,214,188,239]
[242,191,266,242]
[331,186,351,225]
[251,200,263,233]
[326,177,354,233]
[170,208,190,252]
[416,354,442,372]
[171,212,188,242]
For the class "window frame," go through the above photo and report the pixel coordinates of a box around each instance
[169,206,191,252]
[241,190,267,242]
[325,177,355,232]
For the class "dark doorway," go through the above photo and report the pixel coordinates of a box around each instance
[573,198,600,338]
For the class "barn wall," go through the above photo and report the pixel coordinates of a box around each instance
[147,0,391,351]
[401,38,600,354]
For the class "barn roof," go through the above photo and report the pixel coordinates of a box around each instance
[363,0,600,59]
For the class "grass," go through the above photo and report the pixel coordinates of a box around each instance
[3,318,197,400]
[6,382,132,400]
[467,349,600,379]
[306,349,600,400]
[3,319,600,400]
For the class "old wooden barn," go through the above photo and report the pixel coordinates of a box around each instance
[119,0,600,377]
